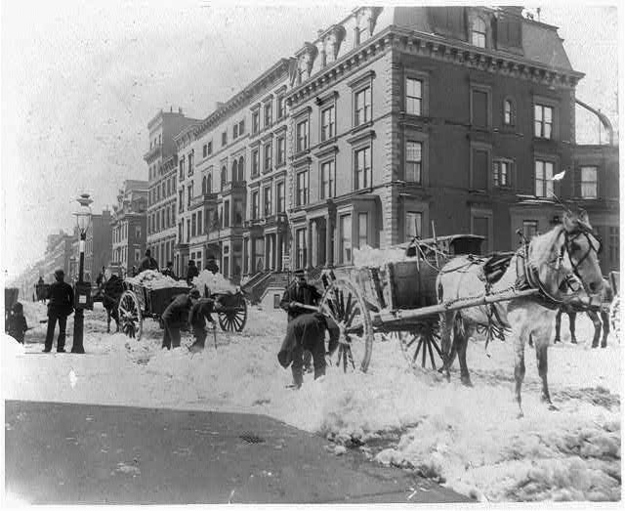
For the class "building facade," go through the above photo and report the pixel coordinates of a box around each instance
[41,231,74,282]
[145,108,199,272]
[283,6,589,269]
[176,61,294,283]
[142,6,617,297]
[111,180,148,275]
[84,209,113,282]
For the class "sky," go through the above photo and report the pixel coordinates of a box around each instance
[0,0,621,282]
[2,273,621,504]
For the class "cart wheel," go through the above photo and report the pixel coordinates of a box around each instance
[118,290,143,340]
[321,278,373,373]
[396,319,444,374]
[218,295,248,332]
[609,294,620,343]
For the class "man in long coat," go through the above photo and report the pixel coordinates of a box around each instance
[280,270,322,322]
[44,269,74,352]
[161,287,200,349]
[278,312,340,388]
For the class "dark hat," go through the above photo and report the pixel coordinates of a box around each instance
[189,287,201,298]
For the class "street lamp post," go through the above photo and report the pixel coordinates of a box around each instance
[71,193,93,354]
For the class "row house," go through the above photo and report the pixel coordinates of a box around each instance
[284,5,601,270]
[142,6,616,297]
[41,231,74,282]
[175,59,294,283]
[84,208,112,281]
[111,180,148,275]
[145,108,199,273]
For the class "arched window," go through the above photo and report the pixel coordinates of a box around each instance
[238,157,244,182]
[503,98,516,126]
[232,160,238,182]
[202,176,207,195]
[221,166,226,190]
[207,174,212,193]
[472,17,486,48]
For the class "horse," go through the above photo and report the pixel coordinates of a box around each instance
[101,275,125,333]
[437,210,604,418]
[554,277,613,348]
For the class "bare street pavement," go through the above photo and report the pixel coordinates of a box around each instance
[5,400,471,505]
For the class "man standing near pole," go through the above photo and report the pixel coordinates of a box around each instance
[43,269,74,353]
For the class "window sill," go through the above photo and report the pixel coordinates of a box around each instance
[350,120,374,136]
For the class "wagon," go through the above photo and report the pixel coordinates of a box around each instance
[5,288,19,323]
[117,280,248,340]
[317,234,537,374]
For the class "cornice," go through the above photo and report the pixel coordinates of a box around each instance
[286,25,584,109]
[194,58,292,138]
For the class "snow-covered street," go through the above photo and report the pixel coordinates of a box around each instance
[3,300,621,502]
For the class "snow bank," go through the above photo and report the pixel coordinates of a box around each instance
[124,270,188,289]
[192,270,237,295]
[4,305,621,503]
[353,245,409,268]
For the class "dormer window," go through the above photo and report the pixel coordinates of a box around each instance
[472,17,487,48]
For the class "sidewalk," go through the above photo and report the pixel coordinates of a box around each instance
[5,400,471,505]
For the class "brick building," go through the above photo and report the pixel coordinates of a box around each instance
[84,209,113,282]
[111,180,148,275]
[144,108,199,274]
[143,6,617,300]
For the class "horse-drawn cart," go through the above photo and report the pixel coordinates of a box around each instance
[316,234,540,374]
[118,279,248,340]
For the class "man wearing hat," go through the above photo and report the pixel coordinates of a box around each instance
[279,269,322,322]
[43,269,74,352]
[279,269,322,372]
[139,249,159,273]
[188,295,216,353]
[161,287,201,349]
[278,312,340,389]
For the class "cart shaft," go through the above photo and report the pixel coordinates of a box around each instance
[371,288,538,328]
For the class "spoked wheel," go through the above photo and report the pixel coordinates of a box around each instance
[320,278,373,373]
[396,319,445,373]
[118,290,143,340]
[609,294,620,343]
[217,294,248,332]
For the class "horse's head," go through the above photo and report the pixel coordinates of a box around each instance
[530,210,604,301]
[559,210,604,298]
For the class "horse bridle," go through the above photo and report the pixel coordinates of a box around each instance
[561,227,602,285]
[524,224,601,303]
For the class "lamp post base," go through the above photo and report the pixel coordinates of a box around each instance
[71,309,85,354]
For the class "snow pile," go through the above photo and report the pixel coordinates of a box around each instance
[124,270,188,289]
[4,305,622,503]
[1,333,26,358]
[353,245,409,268]
[192,270,237,295]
